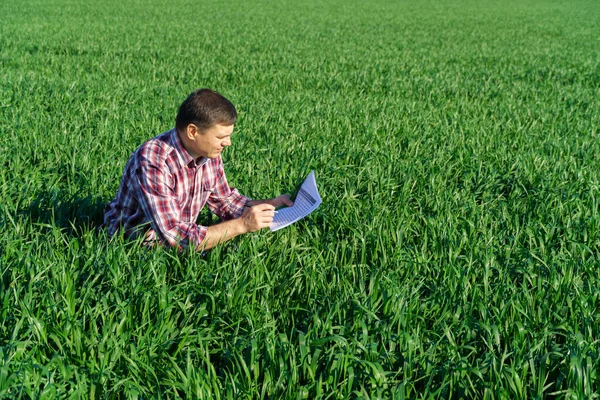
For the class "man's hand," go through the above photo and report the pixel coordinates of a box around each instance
[247,194,294,209]
[269,194,294,208]
[241,203,276,233]
[198,196,292,251]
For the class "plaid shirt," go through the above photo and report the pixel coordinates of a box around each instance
[104,128,250,248]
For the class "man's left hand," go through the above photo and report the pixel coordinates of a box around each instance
[248,195,293,209]
[269,194,294,208]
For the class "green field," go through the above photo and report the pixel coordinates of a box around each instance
[2,0,600,397]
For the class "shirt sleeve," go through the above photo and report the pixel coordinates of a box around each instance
[206,157,250,220]
[133,151,207,248]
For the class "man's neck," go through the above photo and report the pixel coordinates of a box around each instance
[176,128,203,163]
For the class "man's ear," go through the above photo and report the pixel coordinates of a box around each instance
[186,124,199,141]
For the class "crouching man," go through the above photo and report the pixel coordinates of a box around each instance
[104,89,292,250]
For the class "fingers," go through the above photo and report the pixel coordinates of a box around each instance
[270,194,293,207]
[245,203,275,211]
[281,194,294,207]
[242,205,275,232]
[254,209,275,221]
[242,204,274,215]
[256,203,276,212]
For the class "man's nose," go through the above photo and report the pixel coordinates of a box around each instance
[223,138,232,146]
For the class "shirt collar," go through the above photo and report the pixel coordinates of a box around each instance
[171,128,208,168]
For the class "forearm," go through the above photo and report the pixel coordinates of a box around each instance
[197,202,278,251]
[197,218,246,251]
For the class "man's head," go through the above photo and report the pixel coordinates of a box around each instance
[176,89,237,133]
[176,89,237,159]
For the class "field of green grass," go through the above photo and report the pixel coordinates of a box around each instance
[2,0,600,397]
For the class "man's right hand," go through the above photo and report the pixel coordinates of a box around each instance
[241,204,276,232]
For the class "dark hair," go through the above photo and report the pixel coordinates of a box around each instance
[176,89,237,133]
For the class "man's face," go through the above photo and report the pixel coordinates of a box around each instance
[189,123,234,159]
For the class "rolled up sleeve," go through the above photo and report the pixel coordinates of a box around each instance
[206,158,250,220]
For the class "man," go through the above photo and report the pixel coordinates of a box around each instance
[104,89,293,250]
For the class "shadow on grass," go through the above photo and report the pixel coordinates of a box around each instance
[20,188,218,239]
[21,188,106,236]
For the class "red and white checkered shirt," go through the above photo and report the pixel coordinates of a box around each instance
[104,128,250,248]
